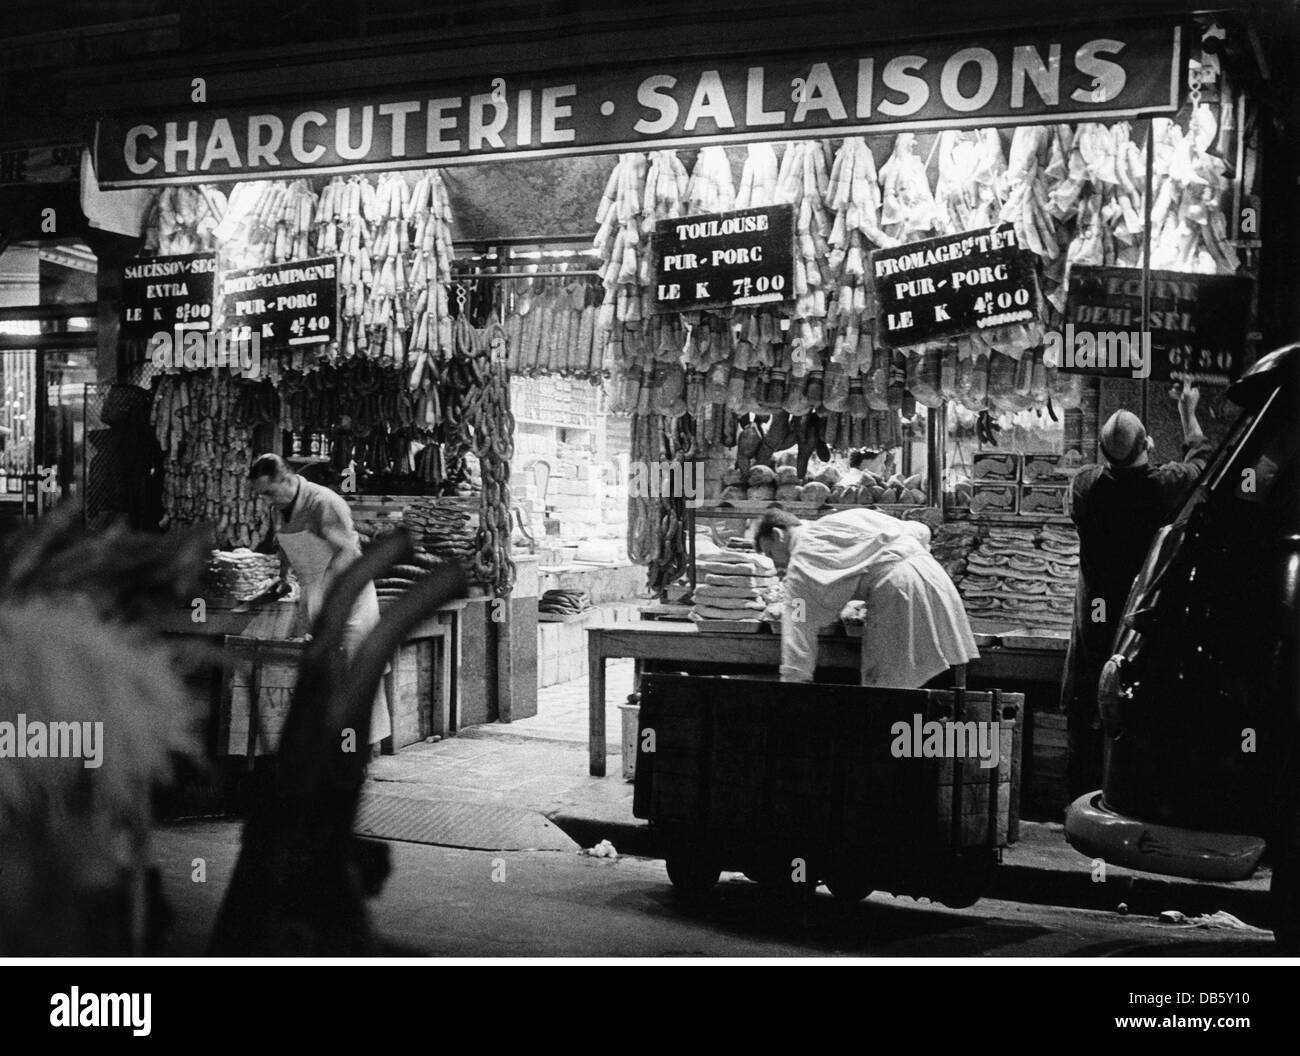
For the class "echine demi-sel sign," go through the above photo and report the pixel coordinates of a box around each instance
[653,204,794,313]
[871,222,1040,347]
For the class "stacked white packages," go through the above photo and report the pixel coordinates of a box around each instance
[692,551,780,624]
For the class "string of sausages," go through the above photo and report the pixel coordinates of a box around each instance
[463,318,516,597]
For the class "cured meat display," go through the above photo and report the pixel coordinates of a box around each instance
[401,497,478,571]
[151,372,275,549]
[538,589,595,617]
[956,524,1079,630]
[139,170,478,552]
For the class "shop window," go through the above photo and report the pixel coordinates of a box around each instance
[0,241,98,526]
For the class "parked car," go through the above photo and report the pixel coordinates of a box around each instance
[1065,343,1300,949]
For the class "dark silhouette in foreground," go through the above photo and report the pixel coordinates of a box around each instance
[209,531,467,955]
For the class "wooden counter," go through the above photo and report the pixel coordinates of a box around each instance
[161,597,469,755]
[586,621,1066,777]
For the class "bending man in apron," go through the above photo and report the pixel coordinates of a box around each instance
[249,454,392,751]
[754,507,979,686]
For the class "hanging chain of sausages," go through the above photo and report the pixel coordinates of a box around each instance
[152,372,275,549]
[462,317,517,597]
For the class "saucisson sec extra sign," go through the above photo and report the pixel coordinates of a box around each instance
[652,204,794,313]
[120,252,217,342]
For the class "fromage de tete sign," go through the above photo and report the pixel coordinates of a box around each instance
[653,205,794,313]
[871,223,1040,347]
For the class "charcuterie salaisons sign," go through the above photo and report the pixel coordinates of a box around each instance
[93,23,1182,187]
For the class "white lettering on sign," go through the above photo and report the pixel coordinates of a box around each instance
[426,97,462,153]
[540,85,577,143]
[247,114,285,167]
[1071,39,1127,103]
[290,111,328,163]
[675,213,770,241]
[95,27,1179,186]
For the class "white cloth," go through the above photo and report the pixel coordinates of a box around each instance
[277,526,392,745]
[80,150,153,236]
[779,509,978,686]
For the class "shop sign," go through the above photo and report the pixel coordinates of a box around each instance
[871,222,1039,347]
[218,256,338,350]
[92,22,1182,187]
[0,144,81,185]
[652,204,793,312]
[120,252,217,342]
[1061,266,1252,381]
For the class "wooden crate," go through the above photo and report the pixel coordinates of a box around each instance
[221,637,432,757]
[634,675,1024,862]
[221,637,305,760]
[389,641,434,750]
[1028,710,1070,819]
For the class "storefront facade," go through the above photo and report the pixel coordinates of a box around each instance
[13,0,1292,812]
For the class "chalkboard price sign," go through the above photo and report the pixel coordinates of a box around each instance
[871,223,1039,347]
[120,253,216,343]
[219,256,339,349]
[1062,266,1252,382]
[652,205,794,313]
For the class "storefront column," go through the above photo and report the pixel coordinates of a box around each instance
[84,229,143,386]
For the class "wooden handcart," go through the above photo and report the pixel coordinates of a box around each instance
[633,673,1022,907]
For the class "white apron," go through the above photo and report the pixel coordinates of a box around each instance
[854,552,980,689]
[277,526,392,745]
[778,509,979,686]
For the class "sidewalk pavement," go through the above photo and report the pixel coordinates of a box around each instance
[364,660,1273,926]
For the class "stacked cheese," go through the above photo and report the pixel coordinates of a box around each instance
[204,549,285,601]
[958,524,1079,630]
[692,551,780,625]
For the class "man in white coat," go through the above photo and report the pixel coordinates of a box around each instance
[754,507,978,686]
[249,454,392,750]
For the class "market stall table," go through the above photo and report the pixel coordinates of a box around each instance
[157,597,468,758]
[585,620,1066,776]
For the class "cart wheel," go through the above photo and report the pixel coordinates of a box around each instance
[824,870,874,903]
[932,855,996,909]
[663,829,720,898]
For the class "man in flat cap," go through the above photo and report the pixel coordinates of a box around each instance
[1062,384,1212,797]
